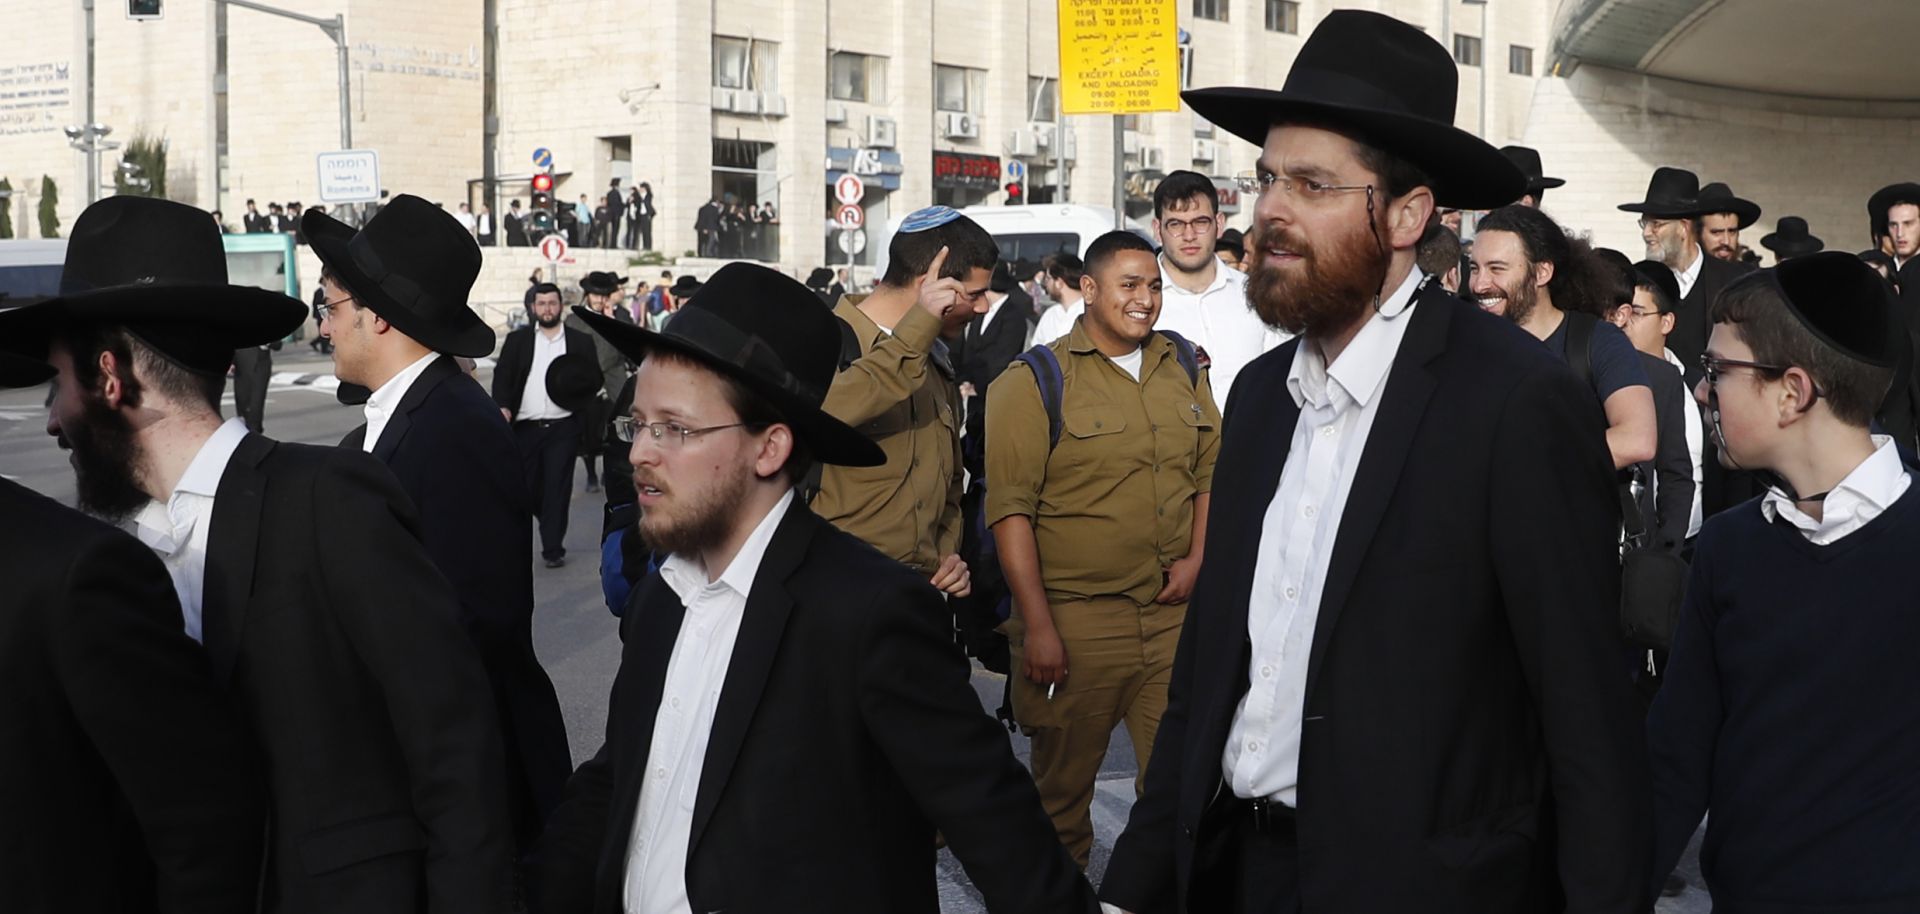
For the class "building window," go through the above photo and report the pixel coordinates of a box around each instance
[1194,0,1227,22]
[1509,44,1534,76]
[1027,77,1056,123]
[830,52,885,102]
[1264,0,1298,33]
[1453,34,1482,68]
[711,139,780,262]
[935,64,975,113]
[714,36,779,92]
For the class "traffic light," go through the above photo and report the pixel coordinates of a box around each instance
[1004,181,1023,205]
[128,0,162,20]
[529,171,555,236]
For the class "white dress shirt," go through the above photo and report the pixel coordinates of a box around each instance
[1664,349,1705,538]
[516,326,573,421]
[361,352,440,453]
[129,417,250,643]
[623,490,794,914]
[1761,435,1910,545]
[1221,267,1425,805]
[1032,298,1084,346]
[1154,258,1288,409]
[1674,245,1707,299]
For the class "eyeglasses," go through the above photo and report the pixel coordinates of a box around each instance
[1699,354,1791,388]
[1160,215,1216,237]
[316,295,354,319]
[1234,171,1372,204]
[613,416,754,447]
[1637,217,1679,231]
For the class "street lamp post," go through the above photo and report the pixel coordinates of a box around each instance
[219,0,351,151]
[1463,0,1489,139]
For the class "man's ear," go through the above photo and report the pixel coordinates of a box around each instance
[95,349,129,409]
[756,424,795,481]
[1532,258,1555,290]
[1659,313,1676,337]
[1779,366,1820,423]
[1387,187,1434,250]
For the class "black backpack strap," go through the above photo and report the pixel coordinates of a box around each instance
[1014,345,1067,451]
[1155,329,1202,387]
[1564,311,1598,398]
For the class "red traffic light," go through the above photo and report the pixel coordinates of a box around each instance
[531,173,553,193]
[1004,182,1023,204]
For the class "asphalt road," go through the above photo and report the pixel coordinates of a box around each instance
[0,348,1710,912]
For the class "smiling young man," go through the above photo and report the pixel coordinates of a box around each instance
[987,230,1220,868]
[533,262,1098,914]
[1101,12,1648,914]
[1651,252,1920,911]
[1151,170,1283,405]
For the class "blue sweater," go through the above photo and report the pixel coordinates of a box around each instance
[1649,483,1920,913]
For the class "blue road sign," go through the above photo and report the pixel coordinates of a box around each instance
[532,147,553,169]
[1006,160,1027,182]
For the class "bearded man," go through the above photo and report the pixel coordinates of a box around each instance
[1099,11,1650,914]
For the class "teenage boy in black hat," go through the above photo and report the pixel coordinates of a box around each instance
[1651,252,1920,911]
[494,283,600,567]
[2,196,513,913]
[1101,11,1647,914]
[530,262,1098,914]
[306,195,572,861]
[0,347,267,914]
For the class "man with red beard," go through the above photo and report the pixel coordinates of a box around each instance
[1099,11,1648,914]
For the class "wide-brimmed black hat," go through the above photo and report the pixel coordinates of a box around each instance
[1183,10,1523,210]
[543,353,603,412]
[1867,182,1920,240]
[1500,146,1564,198]
[1761,216,1825,259]
[670,275,703,299]
[1696,182,1761,230]
[0,296,53,387]
[1773,251,1899,367]
[0,197,305,375]
[303,194,494,358]
[1618,167,1705,218]
[804,268,834,289]
[580,271,624,295]
[569,262,884,467]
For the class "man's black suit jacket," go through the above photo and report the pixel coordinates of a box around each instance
[493,325,598,420]
[1100,284,1651,914]
[0,479,265,914]
[1637,353,1696,550]
[1668,250,1748,386]
[203,435,513,913]
[955,294,1032,445]
[342,357,573,846]
[530,502,1098,914]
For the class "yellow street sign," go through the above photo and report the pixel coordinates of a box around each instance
[1057,0,1181,115]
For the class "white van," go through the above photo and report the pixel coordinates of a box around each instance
[871,204,1155,279]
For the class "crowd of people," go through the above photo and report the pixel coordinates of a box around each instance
[5,9,1919,914]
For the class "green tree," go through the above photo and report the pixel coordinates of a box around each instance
[38,175,59,239]
[114,132,168,198]
[0,178,13,240]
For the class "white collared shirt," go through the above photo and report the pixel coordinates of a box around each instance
[129,417,250,642]
[1761,435,1910,545]
[1664,348,1705,538]
[516,326,572,421]
[362,352,440,453]
[623,489,795,914]
[1221,267,1425,805]
[1154,257,1288,408]
[980,293,1009,334]
[1032,298,1084,346]
[1675,245,1707,299]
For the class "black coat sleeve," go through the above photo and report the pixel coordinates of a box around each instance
[854,577,1099,914]
[1647,358,1694,551]
[312,454,515,913]
[493,332,528,418]
[54,531,267,914]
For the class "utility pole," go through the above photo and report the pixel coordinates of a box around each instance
[218,0,351,150]
[1112,116,1123,230]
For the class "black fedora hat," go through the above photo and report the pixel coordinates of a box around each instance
[1183,10,1523,210]
[1618,167,1703,218]
[0,197,305,375]
[1697,182,1761,230]
[303,194,494,358]
[1774,251,1899,367]
[580,271,621,295]
[1867,182,1920,239]
[670,275,703,299]
[0,297,53,387]
[1500,145,1564,197]
[1761,217,1824,260]
[569,262,884,467]
[543,353,603,413]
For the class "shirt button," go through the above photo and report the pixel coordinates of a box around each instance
[670,697,682,709]
[1246,739,1261,753]
[1302,505,1316,519]
[1260,664,1274,679]
[1321,426,1336,438]
[655,766,668,779]
[1285,586,1297,600]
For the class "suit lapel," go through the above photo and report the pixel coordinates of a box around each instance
[687,506,813,854]
[1302,289,1452,701]
[201,434,275,683]
[371,356,460,462]
[603,575,692,852]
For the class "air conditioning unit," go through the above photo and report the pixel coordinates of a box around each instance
[1122,130,1143,155]
[1191,139,1218,163]
[730,92,763,115]
[825,103,849,124]
[760,93,788,117]
[1140,148,1165,171]
[1032,123,1055,149]
[710,87,737,111]
[1007,129,1040,158]
[868,115,898,148]
[941,111,979,140]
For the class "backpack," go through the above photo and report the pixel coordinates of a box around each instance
[1012,329,1203,450]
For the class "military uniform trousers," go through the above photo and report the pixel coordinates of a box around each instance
[1007,593,1186,866]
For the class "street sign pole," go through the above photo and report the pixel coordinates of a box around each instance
[1113,117,1124,230]
[1057,0,1179,231]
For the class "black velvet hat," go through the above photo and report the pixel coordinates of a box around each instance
[1500,145,1564,197]
[570,262,884,467]
[1773,251,1899,367]
[1867,182,1920,241]
[1183,10,1524,210]
[1760,217,1825,260]
[1696,182,1761,230]
[0,296,52,387]
[543,353,604,412]
[1618,167,1704,218]
[304,194,495,358]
